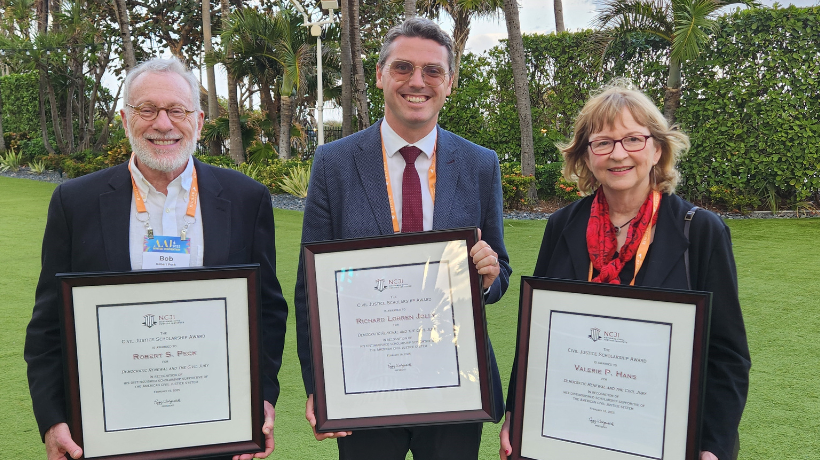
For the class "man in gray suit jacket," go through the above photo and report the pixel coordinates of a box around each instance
[295,17,512,460]
[25,58,285,460]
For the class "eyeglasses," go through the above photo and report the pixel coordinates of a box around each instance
[126,102,196,122]
[588,135,653,155]
[385,59,448,87]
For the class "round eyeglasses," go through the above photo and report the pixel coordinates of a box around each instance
[588,135,653,155]
[126,102,196,122]
[385,59,448,87]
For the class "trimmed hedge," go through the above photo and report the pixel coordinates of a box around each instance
[0,72,40,136]
[676,5,820,203]
[436,6,819,206]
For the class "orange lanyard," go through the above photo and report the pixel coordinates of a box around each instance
[128,156,199,239]
[588,190,660,286]
[381,130,437,233]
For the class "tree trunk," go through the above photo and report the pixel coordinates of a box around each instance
[503,0,537,201]
[37,0,48,32]
[404,0,416,19]
[279,95,293,160]
[37,1,56,155]
[221,0,243,164]
[340,0,353,136]
[112,0,137,69]
[85,47,111,151]
[202,0,221,156]
[94,81,123,151]
[450,10,470,89]
[349,0,370,129]
[554,0,565,33]
[45,76,67,154]
[37,70,55,155]
[63,57,77,154]
[0,84,6,154]
[663,57,682,124]
[260,81,277,129]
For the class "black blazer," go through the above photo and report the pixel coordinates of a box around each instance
[24,159,288,439]
[507,193,750,460]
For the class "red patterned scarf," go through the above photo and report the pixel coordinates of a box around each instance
[587,188,660,284]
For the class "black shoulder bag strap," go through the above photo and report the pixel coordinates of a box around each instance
[683,206,700,290]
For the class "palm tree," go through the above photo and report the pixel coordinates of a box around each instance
[594,0,757,122]
[221,8,312,160]
[554,0,565,32]
[404,0,417,18]
[221,0,244,164]
[340,0,354,135]
[202,0,221,155]
[112,0,136,69]
[501,0,536,200]
[348,0,370,129]
[268,10,312,160]
[418,0,502,88]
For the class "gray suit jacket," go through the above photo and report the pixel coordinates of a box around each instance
[25,159,288,439]
[294,120,511,421]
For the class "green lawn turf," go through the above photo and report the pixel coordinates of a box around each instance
[1,175,818,459]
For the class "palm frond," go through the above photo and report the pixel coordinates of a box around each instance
[594,0,674,41]
[671,0,721,61]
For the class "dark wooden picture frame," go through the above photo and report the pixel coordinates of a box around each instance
[303,228,497,432]
[59,265,263,460]
[509,277,710,460]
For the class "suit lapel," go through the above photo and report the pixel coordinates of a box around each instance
[196,160,232,266]
[432,127,459,230]
[100,163,134,271]
[352,121,393,235]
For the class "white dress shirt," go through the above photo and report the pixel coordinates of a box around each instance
[128,156,204,269]
[381,120,437,231]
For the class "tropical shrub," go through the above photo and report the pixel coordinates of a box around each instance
[61,155,107,178]
[501,174,536,209]
[0,148,23,172]
[278,164,311,198]
[555,177,583,202]
[536,163,564,198]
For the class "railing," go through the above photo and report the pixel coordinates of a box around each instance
[301,127,344,159]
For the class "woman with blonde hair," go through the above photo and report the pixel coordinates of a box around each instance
[500,81,750,460]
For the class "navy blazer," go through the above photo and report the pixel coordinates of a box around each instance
[295,120,511,421]
[24,159,289,439]
[507,193,750,460]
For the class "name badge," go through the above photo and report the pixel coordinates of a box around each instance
[143,236,191,269]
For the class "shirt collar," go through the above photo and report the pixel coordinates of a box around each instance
[381,119,437,159]
[129,155,194,198]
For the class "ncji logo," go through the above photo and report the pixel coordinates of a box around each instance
[588,328,626,343]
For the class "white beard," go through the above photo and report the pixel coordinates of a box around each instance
[129,133,195,173]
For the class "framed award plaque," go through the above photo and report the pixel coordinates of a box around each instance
[509,277,710,460]
[59,265,263,459]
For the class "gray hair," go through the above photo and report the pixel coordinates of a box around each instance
[378,17,455,73]
[123,57,201,111]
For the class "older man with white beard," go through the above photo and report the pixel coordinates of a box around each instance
[24,58,287,460]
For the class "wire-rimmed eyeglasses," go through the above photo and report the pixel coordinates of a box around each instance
[385,59,448,87]
[588,135,653,155]
[126,102,196,122]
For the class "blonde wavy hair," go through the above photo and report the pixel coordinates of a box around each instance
[559,79,690,195]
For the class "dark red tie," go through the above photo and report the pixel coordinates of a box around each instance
[399,146,423,233]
